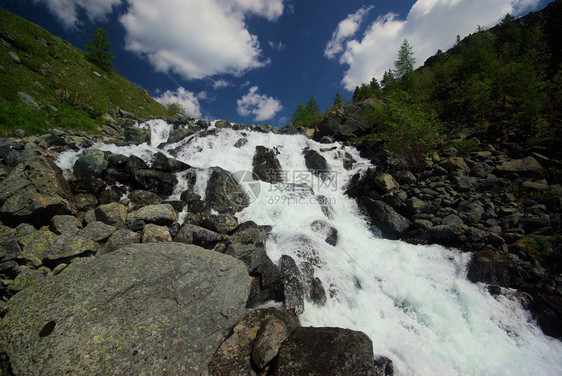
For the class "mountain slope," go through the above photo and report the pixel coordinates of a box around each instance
[0,7,167,135]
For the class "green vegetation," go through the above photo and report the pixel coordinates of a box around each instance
[84,27,115,71]
[518,235,553,263]
[291,97,322,128]
[365,92,443,170]
[0,7,167,136]
[167,102,186,116]
[447,139,481,156]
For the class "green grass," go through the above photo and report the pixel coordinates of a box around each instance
[0,7,167,136]
[446,139,481,156]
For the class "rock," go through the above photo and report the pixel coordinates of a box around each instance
[497,156,542,174]
[440,157,470,173]
[228,221,265,245]
[124,127,150,144]
[0,156,77,226]
[398,170,417,184]
[215,119,232,129]
[17,229,57,267]
[50,215,81,236]
[359,198,411,240]
[533,292,562,339]
[279,255,304,315]
[95,202,128,227]
[73,149,108,178]
[207,308,299,376]
[8,267,47,294]
[303,149,328,175]
[205,167,250,214]
[44,235,99,264]
[270,327,376,376]
[252,146,283,183]
[202,214,239,234]
[152,152,190,173]
[0,243,250,376]
[133,169,177,196]
[234,138,248,148]
[225,243,265,274]
[174,224,222,249]
[459,202,485,225]
[78,221,116,242]
[308,277,327,306]
[426,225,464,246]
[251,317,291,370]
[311,220,338,246]
[102,228,141,254]
[142,223,172,243]
[375,356,395,376]
[442,214,464,226]
[8,51,21,64]
[314,100,374,141]
[17,92,40,110]
[467,249,522,287]
[127,204,177,226]
[128,190,163,210]
[374,173,399,193]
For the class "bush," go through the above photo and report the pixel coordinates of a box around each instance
[167,102,186,116]
[366,92,443,170]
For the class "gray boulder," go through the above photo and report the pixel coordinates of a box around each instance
[205,167,250,214]
[359,198,411,240]
[270,327,377,376]
[73,149,108,178]
[252,146,283,183]
[124,127,150,144]
[314,100,375,141]
[496,156,542,174]
[0,156,77,226]
[174,224,222,249]
[127,204,177,226]
[0,243,250,376]
[95,202,128,227]
[102,228,141,254]
[279,255,304,315]
[303,149,328,175]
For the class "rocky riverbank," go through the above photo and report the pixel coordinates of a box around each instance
[0,116,391,375]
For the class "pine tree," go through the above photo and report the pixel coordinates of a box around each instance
[381,70,396,89]
[333,92,343,108]
[394,39,415,80]
[85,27,115,71]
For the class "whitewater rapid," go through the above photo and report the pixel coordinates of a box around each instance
[57,120,562,375]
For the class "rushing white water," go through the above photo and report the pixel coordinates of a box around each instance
[56,123,562,375]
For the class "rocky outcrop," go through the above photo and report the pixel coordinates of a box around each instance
[0,156,76,226]
[313,99,376,141]
[270,327,377,376]
[359,198,411,240]
[205,167,250,214]
[0,243,251,376]
[252,146,283,183]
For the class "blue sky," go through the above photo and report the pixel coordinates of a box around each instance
[0,0,553,126]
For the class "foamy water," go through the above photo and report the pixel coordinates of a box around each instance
[56,122,562,375]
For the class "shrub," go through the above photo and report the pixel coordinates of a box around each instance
[167,102,186,116]
[366,91,443,170]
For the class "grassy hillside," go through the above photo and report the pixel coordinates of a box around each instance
[0,7,167,136]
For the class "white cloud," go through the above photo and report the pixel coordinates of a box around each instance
[237,86,282,122]
[213,80,231,89]
[268,41,286,50]
[153,87,202,118]
[120,0,284,80]
[33,0,122,28]
[326,0,541,91]
[324,5,373,59]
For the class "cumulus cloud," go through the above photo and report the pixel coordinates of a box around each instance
[33,0,122,28]
[153,87,202,118]
[324,5,373,59]
[120,0,284,80]
[237,86,282,121]
[326,0,541,91]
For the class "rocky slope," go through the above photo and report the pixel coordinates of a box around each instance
[0,116,389,376]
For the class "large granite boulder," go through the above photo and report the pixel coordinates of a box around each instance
[73,149,108,178]
[270,327,377,376]
[252,146,283,183]
[0,243,251,376]
[0,156,76,226]
[359,198,411,240]
[314,99,375,141]
[205,167,250,214]
[496,156,542,174]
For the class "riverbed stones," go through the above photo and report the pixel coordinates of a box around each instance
[127,203,177,226]
[0,243,251,376]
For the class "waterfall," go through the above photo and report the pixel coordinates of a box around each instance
[56,123,562,375]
